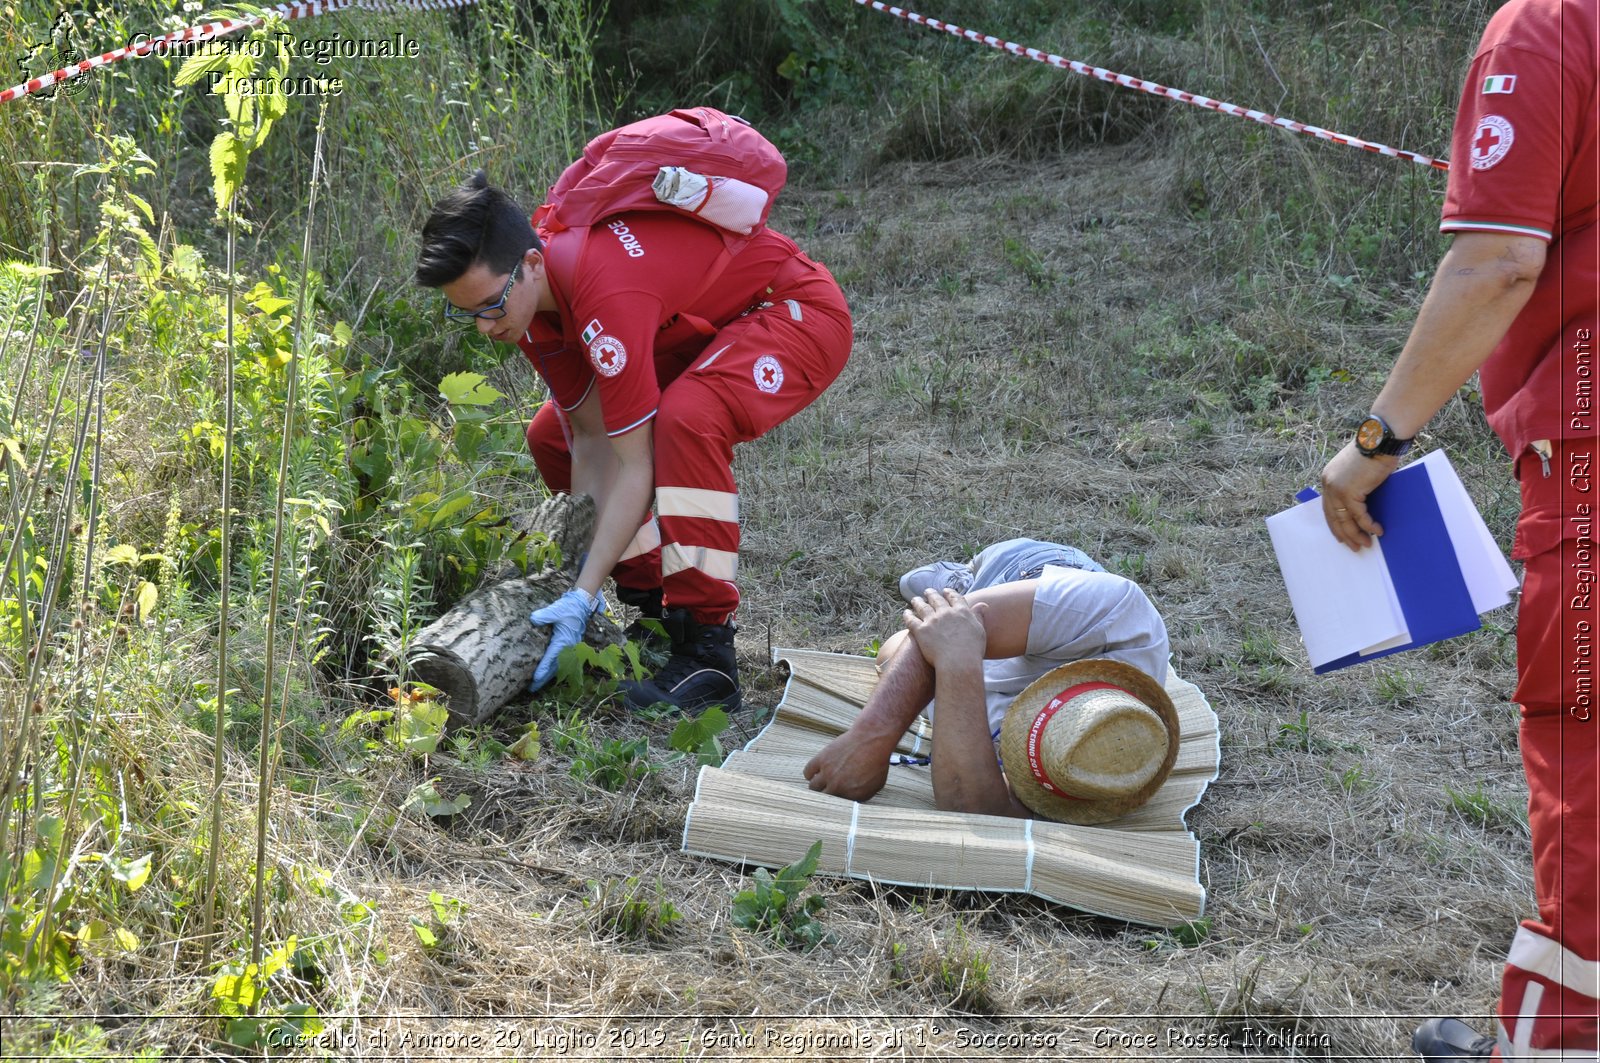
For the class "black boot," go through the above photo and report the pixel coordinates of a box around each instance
[621,608,740,714]
[614,585,668,651]
[1412,1018,1496,1061]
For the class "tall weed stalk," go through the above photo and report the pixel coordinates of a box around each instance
[198,190,237,968]
[185,25,295,967]
[250,94,332,971]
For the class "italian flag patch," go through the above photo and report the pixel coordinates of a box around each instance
[1482,74,1516,95]
[581,319,603,345]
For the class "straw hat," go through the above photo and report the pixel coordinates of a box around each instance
[998,659,1179,825]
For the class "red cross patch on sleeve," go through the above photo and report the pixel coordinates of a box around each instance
[589,335,628,377]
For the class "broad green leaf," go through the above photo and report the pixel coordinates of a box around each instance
[109,852,152,892]
[553,642,589,691]
[340,708,392,737]
[174,47,231,86]
[104,544,140,567]
[135,580,158,621]
[278,1003,324,1040]
[213,967,264,1009]
[670,706,730,755]
[219,55,252,127]
[260,935,297,979]
[247,284,292,316]
[0,436,24,469]
[71,919,107,943]
[425,491,475,530]
[438,371,504,406]
[134,229,161,280]
[170,244,204,282]
[257,81,289,122]
[409,919,438,948]
[388,699,447,755]
[125,192,154,224]
[2,263,62,280]
[406,779,471,818]
[209,132,248,213]
[22,849,46,890]
[508,724,541,762]
[223,1016,264,1048]
[113,927,140,950]
[429,891,464,924]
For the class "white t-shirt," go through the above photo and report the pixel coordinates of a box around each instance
[970,565,1170,737]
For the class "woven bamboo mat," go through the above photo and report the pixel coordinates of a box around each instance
[682,649,1221,927]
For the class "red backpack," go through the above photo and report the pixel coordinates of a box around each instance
[534,106,787,251]
[531,107,789,345]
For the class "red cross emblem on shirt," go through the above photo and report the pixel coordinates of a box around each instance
[1469,115,1513,170]
[761,366,776,385]
[589,334,627,376]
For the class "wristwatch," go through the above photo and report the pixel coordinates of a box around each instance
[1354,413,1413,458]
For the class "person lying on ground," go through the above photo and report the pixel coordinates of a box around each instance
[803,557,1172,819]
[896,537,1104,602]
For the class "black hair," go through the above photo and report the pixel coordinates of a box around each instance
[414,170,542,287]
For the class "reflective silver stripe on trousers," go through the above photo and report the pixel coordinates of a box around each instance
[661,543,738,581]
[619,517,661,561]
[1507,926,1600,999]
[656,486,740,523]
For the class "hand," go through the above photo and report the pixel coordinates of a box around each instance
[803,727,896,802]
[1318,441,1400,551]
[528,587,600,692]
[902,588,988,672]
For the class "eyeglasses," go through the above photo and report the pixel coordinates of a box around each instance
[443,262,521,321]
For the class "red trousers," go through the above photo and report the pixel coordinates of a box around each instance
[1495,441,1600,1058]
[526,254,852,625]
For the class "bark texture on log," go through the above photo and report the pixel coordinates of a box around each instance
[405,494,621,727]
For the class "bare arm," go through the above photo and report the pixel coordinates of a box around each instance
[904,591,1031,818]
[803,581,1037,804]
[1320,232,1546,549]
[566,394,655,598]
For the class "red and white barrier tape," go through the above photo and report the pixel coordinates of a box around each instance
[1,0,478,107]
[857,0,1451,172]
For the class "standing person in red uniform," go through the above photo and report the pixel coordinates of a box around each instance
[1316,2,1597,1058]
[414,166,852,714]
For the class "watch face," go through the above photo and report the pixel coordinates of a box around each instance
[1356,416,1385,453]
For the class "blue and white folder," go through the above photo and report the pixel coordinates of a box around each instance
[1266,450,1519,674]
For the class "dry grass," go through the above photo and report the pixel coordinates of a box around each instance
[19,146,1529,1060]
[124,143,1523,1063]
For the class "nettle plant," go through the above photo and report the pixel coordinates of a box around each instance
[731,841,828,951]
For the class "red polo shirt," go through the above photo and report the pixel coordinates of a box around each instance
[517,212,802,436]
[1441,0,1599,455]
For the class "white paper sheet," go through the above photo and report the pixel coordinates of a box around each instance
[1418,451,1519,614]
[1265,499,1408,666]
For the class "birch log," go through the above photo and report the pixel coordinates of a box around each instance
[404,494,622,727]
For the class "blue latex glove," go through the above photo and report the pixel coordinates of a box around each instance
[528,587,601,693]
